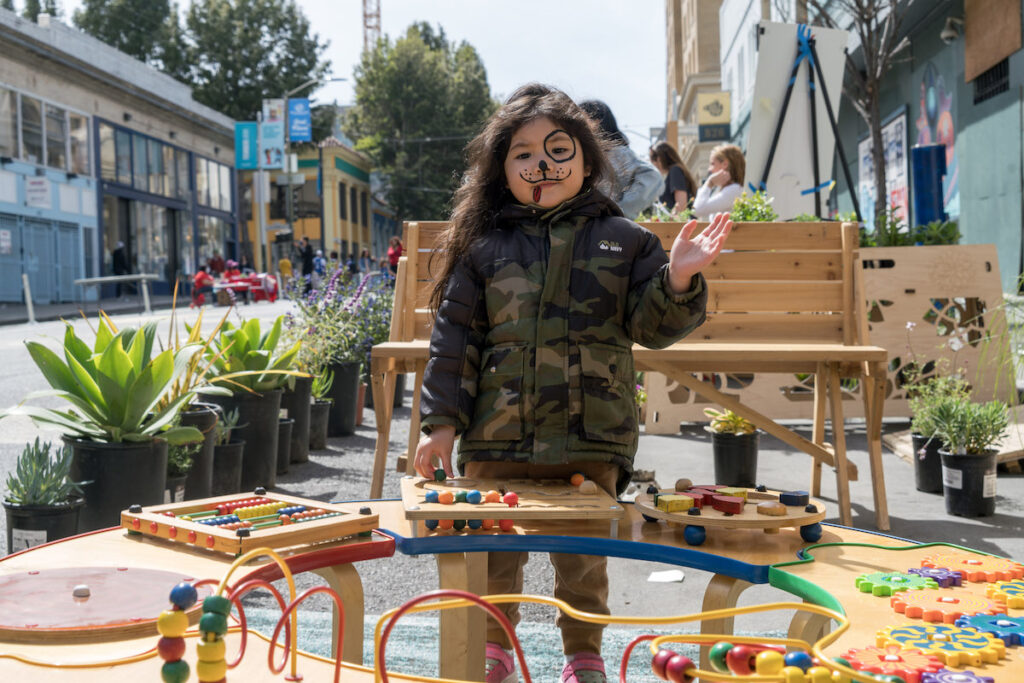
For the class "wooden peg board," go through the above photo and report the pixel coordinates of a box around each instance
[400,476,625,525]
[120,492,379,555]
[633,487,826,537]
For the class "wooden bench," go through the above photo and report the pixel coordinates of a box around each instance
[369,221,891,530]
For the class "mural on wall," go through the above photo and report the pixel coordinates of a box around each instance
[858,111,908,230]
[915,62,959,219]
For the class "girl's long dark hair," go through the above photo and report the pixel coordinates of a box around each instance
[649,141,697,197]
[428,83,613,313]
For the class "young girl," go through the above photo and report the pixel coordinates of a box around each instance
[692,143,745,220]
[414,83,731,683]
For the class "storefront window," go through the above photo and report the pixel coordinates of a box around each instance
[219,164,231,211]
[20,96,42,164]
[45,104,67,170]
[177,210,195,277]
[147,139,163,196]
[115,130,131,185]
[0,88,15,158]
[99,124,115,181]
[162,145,176,198]
[176,149,189,200]
[197,214,226,267]
[196,157,208,207]
[134,202,170,283]
[69,113,89,175]
[207,160,219,211]
[132,134,147,190]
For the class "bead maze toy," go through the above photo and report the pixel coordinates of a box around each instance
[120,490,379,555]
[633,484,826,545]
[399,474,625,537]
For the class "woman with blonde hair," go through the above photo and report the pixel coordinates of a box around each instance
[692,143,745,219]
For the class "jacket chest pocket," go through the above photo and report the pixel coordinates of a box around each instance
[580,343,636,445]
[466,344,526,442]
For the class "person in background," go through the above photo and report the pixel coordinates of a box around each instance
[297,236,314,293]
[387,236,403,275]
[223,259,241,280]
[692,143,745,220]
[191,265,214,308]
[579,99,661,219]
[313,249,327,287]
[358,248,374,274]
[239,254,254,275]
[207,251,225,276]
[649,141,698,215]
[330,250,340,262]
[111,240,130,297]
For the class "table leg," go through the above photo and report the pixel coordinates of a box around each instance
[370,359,397,499]
[141,280,152,314]
[699,575,752,671]
[437,552,487,682]
[827,364,853,527]
[312,564,364,665]
[810,363,827,496]
[787,606,831,644]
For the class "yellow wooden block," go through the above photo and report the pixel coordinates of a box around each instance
[717,487,748,501]
[656,494,694,513]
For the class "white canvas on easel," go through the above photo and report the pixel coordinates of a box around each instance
[745,21,848,220]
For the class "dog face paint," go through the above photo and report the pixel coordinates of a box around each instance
[504,116,588,208]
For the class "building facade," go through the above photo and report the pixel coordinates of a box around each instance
[0,10,236,302]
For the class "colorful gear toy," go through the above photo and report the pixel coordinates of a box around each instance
[954,614,1024,647]
[920,552,1024,583]
[985,579,1024,608]
[909,567,964,588]
[841,644,943,683]
[891,591,1006,624]
[920,672,994,683]
[876,624,1006,667]
[857,571,938,596]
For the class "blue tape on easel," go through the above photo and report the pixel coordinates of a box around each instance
[748,182,766,194]
[800,180,835,196]
[797,24,814,67]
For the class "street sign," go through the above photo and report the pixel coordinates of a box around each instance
[697,92,731,143]
[274,173,306,186]
[260,99,285,169]
[288,98,312,142]
[234,122,259,170]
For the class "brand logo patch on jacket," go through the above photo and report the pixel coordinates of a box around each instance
[598,240,623,253]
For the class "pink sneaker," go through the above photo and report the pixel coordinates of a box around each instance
[485,642,516,683]
[561,652,606,683]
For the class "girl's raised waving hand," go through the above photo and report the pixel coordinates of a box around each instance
[667,212,732,295]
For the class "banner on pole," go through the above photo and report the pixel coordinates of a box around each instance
[288,98,312,143]
[234,122,259,170]
[260,99,285,169]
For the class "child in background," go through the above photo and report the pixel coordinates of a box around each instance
[413,83,731,683]
[190,265,214,308]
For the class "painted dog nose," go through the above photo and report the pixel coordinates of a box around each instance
[538,159,549,172]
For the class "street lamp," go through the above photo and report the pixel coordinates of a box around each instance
[283,77,347,254]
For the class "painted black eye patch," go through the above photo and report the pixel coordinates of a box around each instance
[544,129,577,163]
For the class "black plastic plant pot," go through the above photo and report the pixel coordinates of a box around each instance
[709,429,759,488]
[206,388,282,491]
[277,418,294,476]
[911,433,944,494]
[66,437,168,532]
[280,375,312,464]
[211,439,245,496]
[940,449,998,517]
[180,403,218,499]
[309,400,331,450]
[327,362,361,437]
[164,474,187,504]
[3,497,84,554]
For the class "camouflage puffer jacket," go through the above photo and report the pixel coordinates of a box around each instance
[420,190,707,492]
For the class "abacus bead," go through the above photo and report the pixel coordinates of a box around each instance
[169,582,198,610]
[199,611,229,635]
[424,519,439,530]
[157,609,188,637]
[196,637,227,661]
[454,490,468,503]
[196,658,228,681]
[466,490,482,504]
[484,490,500,503]
[433,468,446,482]
[438,519,454,530]
[453,519,467,531]
[424,490,439,503]
[665,654,695,683]
[161,659,190,683]
[203,594,233,616]
[157,636,186,661]
[467,519,482,529]
[499,519,514,532]
[570,473,585,486]
[781,666,806,683]
[726,644,756,675]
[502,492,518,507]
[481,519,495,530]
[652,648,675,679]
[438,491,454,505]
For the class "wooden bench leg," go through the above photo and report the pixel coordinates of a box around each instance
[437,552,487,682]
[864,362,891,531]
[826,364,853,527]
[401,361,426,476]
[811,363,827,497]
[370,359,398,500]
[699,575,752,671]
[312,564,364,665]
[787,605,831,643]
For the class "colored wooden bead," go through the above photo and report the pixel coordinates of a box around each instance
[467,519,482,529]
[424,519,439,531]
[726,644,757,675]
[578,480,598,495]
[161,659,190,683]
[800,522,823,543]
[466,490,482,504]
[438,491,455,505]
[784,650,814,671]
[484,490,501,503]
[481,519,495,530]
[157,609,189,638]
[807,665,832,682]
[199,612,228,636]
[196,658,228,681]
[708,642,733,672]
[438,519,454,530]
[425,490,441,504]
[453,519,467,531]
[499,518,515,532]
[196,638,227,661]
[157,636,186,662]
[652,648,676,679]
[781,666,806,683]
[780,490,810,506]
[203,595,232,616]
[755,650,785,675]
[664,654,695,683]
[570,472,585,486]
[433,468,446,482]
[683,525,706,545]
[502,491,519,507]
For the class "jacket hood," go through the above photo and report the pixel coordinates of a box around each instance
[497,187,624,225]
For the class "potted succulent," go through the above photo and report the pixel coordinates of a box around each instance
[2,317,203,531]
[704,407,759,488]
[165,441,199,503]
[201,315,301,491]
[211,407,245,496]
[930,397,1009,517]
[907,374,971,493]
[308,369,333,450]
[3,438,85,553]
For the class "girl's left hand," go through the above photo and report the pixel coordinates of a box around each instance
[667,213,732,295]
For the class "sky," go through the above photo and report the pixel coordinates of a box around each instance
[57,0,667,156]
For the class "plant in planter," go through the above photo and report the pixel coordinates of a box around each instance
[703,407,758,488]
[930,397,1009,517]
[907,373,971,493]
[729,191,778,222]
[165,441,200,503]
[1,316,204,531]
[308,368,334,450]
[3,438,86,552]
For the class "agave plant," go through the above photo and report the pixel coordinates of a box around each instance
[703,407,756,435]
[311,368,334,401]
[203,316,303,394]
[4,438,85,506]
[2,315,203,444]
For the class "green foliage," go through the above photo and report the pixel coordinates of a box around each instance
[21,0,60,21]
[703,407,756,435]
[3,315,203,444]
[4,438,84,506]
[203,316,302,393]
[213,407,243,446]
[859,208,959,247]
[311,369,334,401]
[1,0,16,10]
[915,219,960,245]
[167,441,200,477]
[791,213,820,222]
[908,375,971,438]
[729,191,778,222]
[929,397,1009,455]
[72,0,172,63]
[343,22,498,221]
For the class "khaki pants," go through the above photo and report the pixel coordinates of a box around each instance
[462,460,620,656]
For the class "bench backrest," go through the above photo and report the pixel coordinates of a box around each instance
[391,220,866,347]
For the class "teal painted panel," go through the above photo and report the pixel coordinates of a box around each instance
[298,159,319,168]
[958,91,1022,293]
[333,156,370,183]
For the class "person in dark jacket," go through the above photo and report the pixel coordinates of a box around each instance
[297,237,314,293]
[412,83,731,683]
[649,141,698,215]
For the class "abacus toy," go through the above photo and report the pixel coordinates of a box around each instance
[120,490,378,555]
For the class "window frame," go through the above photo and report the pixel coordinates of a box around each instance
[0,80,92,174]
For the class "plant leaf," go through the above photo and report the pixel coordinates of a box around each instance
[25,341,84,399]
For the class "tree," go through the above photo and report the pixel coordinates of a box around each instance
[344,23,497,222]
[1,1,15,12]
[804,0,915,222]
[72,0,172,64]
[22,0,60,20]
[176,0,330,121]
